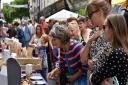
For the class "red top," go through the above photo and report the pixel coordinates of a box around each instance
[41,21,48,31]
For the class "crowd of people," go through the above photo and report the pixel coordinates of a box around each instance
[0,0,128,85]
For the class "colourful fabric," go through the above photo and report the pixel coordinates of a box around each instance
[41,22,48,31]
[52,47,59,67]
[16,27,26,47]
[33,35,40,45]
[67,74,87,85]
[57,40,88,85]
[59,40,83,74]
[77,35,82,42]
[24,26,32,42]
[72,35,82,42]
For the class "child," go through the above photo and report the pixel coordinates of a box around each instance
[39,34,49,81]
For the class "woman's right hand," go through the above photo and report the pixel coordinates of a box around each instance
[33,44,37,47]
[89,30,100,42]
[88,59,94,71]
[47,68,60,79]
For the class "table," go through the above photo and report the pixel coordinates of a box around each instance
[22,72,47,85]
[0,52,42,71]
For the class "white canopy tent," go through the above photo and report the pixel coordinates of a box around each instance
[46,9,78,22]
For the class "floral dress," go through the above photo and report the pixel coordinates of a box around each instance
[90,33,112,70]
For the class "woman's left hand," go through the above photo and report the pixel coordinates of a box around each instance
[89,30,100,42]
[101,78,112,85]
[68,69,82,83]
[68,74,78,83]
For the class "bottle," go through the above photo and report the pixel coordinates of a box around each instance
[0,41,2,52]
[25,64,32,80]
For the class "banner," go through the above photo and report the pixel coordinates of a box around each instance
[7,4,28,8]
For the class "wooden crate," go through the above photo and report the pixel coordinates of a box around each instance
[16,58,42,71]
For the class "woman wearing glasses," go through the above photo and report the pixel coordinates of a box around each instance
[90,14,128,85]
[82,0,111,71]
[81,0,115,85]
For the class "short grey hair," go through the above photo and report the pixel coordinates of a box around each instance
[50,24,71,44]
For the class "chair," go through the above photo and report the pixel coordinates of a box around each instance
[7,58,21,85]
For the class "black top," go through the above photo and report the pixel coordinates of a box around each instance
[91,48,128,85]
[7,28,17,38]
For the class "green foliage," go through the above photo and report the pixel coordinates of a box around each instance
[74,7,87,17]
[79,8,86,16]
[2,0,29,23]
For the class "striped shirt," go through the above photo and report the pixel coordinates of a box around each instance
[57,40,84,75]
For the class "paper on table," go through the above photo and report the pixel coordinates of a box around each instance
[30,76,43,80]
[3,49,11,61]
[0,74,8,85]
[31,80,46,85]
[11,53,17,58]
[0,65,7,76]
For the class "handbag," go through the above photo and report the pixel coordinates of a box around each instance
[32,47,39,57]
[108,77,119,85]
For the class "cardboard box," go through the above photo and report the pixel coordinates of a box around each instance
[16,58,42,71]
[20,64,41,71]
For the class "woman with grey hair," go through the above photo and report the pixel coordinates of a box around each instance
[47,24,87,85]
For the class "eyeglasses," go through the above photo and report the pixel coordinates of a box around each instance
[88,10,99,18]
[103,25,108,30]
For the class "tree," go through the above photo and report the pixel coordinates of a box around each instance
[65,0,88,16]
[2,0,29,23]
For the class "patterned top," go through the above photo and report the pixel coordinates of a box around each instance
[90,33,112,70]
[58,40,84,75]
[33,35,40,45]
[91,48,128,85]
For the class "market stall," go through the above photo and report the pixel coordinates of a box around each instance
[46,9,78,22]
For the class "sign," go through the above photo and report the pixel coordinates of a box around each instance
[7,4,28,8]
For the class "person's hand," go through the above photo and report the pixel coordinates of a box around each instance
[33,43,41,48]
[88,59,94,71]
[68,75,78,83]
[89,73,93,85]
[86,30,100,49]
[89,30,100,42]
[48,35,52,42]
[101,78,112,85]
[47,72,55,80]
[47,68,60,79]
[33,44,37,48]
[68,69,82,83]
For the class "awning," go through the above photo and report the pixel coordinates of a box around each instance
[46,9,78,22]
